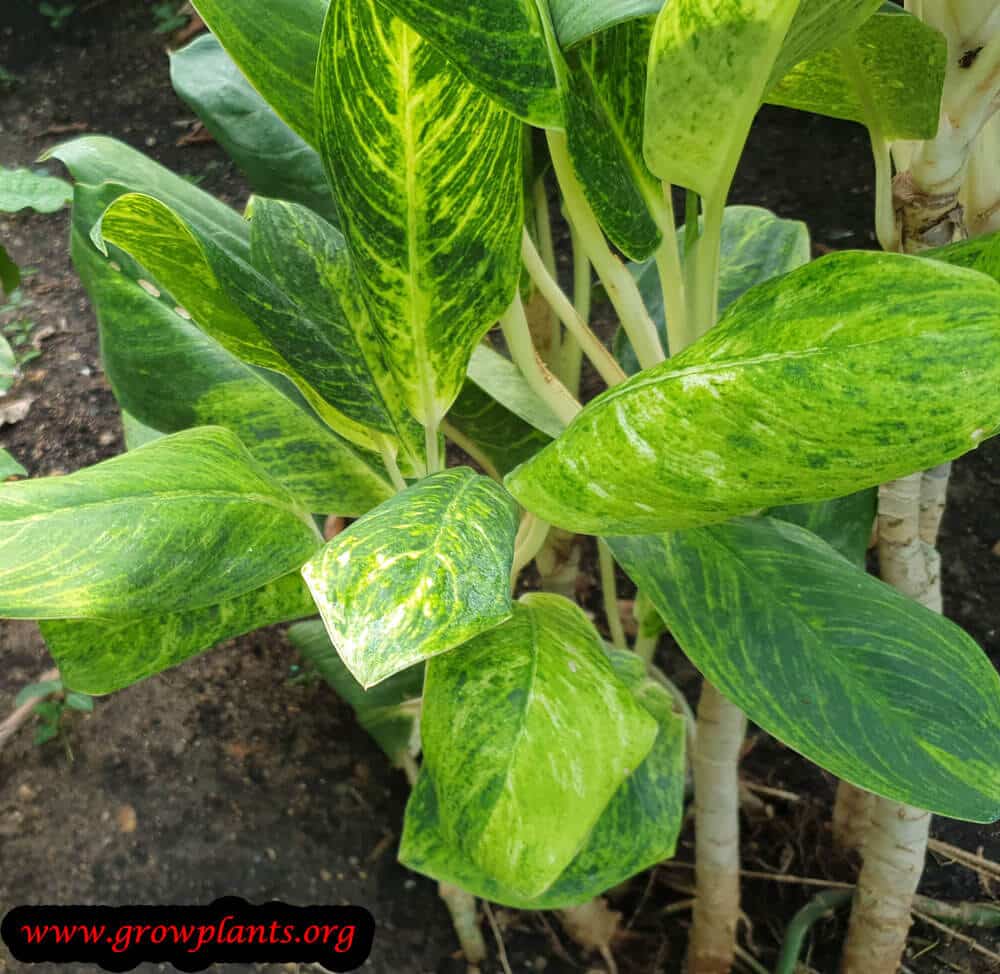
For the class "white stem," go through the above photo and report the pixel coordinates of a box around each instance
[521,229,627,387]
[378,436,409,493]
[841,800,931,973]
[598,540,627,648]
[438,882,487,965]
[498,293,582,427]
[424,422,442,475]
[532,174,560,365]
[535,527,581,600]
[656,183,692,355]
[690,682,746,974]
[918,462,951,546]
[833,782,875,852]
[511,512,551,588]
[546,130,666,370]
[688,194,725,341]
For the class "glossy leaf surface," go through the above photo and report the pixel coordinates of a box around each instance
[0,428,319,620]
[190,0,326,143]
[316,0,525,426]
[508,252,1000,534]
[41,573,316,695]
[170,34,338,222]
[609,518,1000,821]
[402,649,683,907]
[767,6,946,140]
[421,593,658,897]
[374,0,564,126]
[768,490,876,568]
[72,183,393,515]
[288,619,423,763]
[301,469,519,688]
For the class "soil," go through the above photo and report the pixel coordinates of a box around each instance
[0,4,998,974]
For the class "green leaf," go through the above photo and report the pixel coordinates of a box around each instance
[608,518,1000,822]
[0,166,72,213]
[566,17,664,261]
[616,205,810,373]
[421,593,659,897]
[41,572,316,694]
[466,344,566,439]
[93,191,396,455]
[169,34,338,223]
[301,468,519,688]
[0,333,15,394]
[15,679,63,707]
[766,6,946,141]
[643,0,801,197]
[643,0,880,197]
[72,183,393,515]
[120,411,163,451]
[401,653,684,907]
[374,0,565,127]
[925,229,1000,283]
[315,0,525,427]
[551,0,659,48]
[0,427,320,620]
[288,619,423,763]
[0,243,20,296]
[446,381,552,478]
[190,0,327,144]
[768,489,876,568]
[48,136,250,261]
[247,196,426,470]
[0,447,26,481]
[507,252,1000,535]
[63,691,94,712]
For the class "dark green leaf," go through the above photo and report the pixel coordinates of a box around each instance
[41,572,316,694]
[609,518,1000,822]
[0,243,20,296]
[768,490,876,568]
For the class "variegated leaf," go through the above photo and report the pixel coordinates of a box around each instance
[0,166,72,214]
[190,0,327,144]
[566,17,664,260]
[768,489,876,568]
[288,619,423,764]
[170,34,338,223]
[73,182,393,515]
[551,0,659,48]
[0,427,320,620]
[373,0,565,127]
[766,5,946,141]
[41,573,316,695]
[608,518,1000,821]
[506,252,1000,535]
[926,229,1000,283]
[615,204,810,372]
[401,649,683,907]
[301,468,519,688]
[643,0,880,198]
[421,593,659,897]
[315,0,525,427]
[94,192,396,456]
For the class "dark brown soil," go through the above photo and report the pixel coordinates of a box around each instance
[1,4,998,974]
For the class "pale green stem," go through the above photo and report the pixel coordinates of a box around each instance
[511,512,551,589]
[597,539,627,648]
[532,174,560,366]
[558,220,590,394]
[424,421,442,475]
[441,419,501,483]
[655,183,692,355]
[633,631,659,663]
[546,129,666,370]
[688,192,725,341]
[377,436,409,493]
[521,228,627,388]
[499,293,582,427]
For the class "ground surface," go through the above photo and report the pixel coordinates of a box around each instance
[1,3,999,973]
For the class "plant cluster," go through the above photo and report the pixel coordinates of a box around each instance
[1,1,1000,972]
